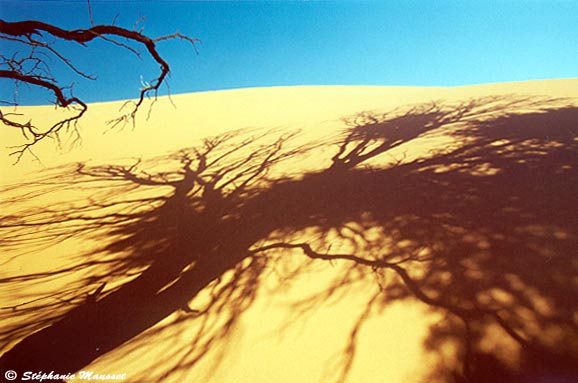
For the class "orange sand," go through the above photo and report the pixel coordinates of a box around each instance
[1,79,577,383]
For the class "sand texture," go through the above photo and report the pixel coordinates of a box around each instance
[1,79,577,383]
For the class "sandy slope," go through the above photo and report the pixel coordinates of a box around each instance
[1,79,577,383]
[2,79,577,183]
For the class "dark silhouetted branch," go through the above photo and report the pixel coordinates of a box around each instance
[0,18,199,160]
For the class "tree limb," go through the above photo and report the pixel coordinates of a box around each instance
[0,18,200,160]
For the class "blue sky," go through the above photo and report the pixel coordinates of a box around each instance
[1,0,577,105]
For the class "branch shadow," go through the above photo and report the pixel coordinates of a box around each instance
[0,127,307,380]
[1,95,577,382]
[248,96,578,382]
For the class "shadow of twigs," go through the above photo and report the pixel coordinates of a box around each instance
[1,95,577,382]
[0,128,306,380]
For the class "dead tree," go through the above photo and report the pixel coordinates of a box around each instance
[0,18,198,161]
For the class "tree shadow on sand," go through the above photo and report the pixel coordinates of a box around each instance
[1,95,577,382]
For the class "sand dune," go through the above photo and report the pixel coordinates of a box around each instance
[1,79,577,383]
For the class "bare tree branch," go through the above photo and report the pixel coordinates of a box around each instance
[0,18,199,161]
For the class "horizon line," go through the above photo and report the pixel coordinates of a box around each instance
[5,77,577,107]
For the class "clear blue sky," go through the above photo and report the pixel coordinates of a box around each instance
[1,0,577,105]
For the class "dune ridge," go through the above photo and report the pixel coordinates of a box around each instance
[2,79,577,183]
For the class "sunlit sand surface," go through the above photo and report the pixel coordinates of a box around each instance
[1,79,577,383]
